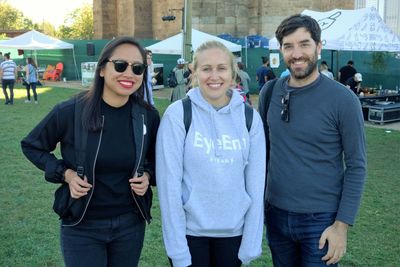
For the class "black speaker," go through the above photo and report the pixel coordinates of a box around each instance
[86,43,95,56]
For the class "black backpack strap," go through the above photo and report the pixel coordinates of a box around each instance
[182,96,253,134]
[182,96,192,135]
[260,78,278,123]
[258,78,279,160]
[74,97,87,178]
[244,103,253,132]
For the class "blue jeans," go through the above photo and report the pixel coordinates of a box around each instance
[61,212,145,267]
[265,204,338,267]
[2,79,15,104]
[26,82,37,101]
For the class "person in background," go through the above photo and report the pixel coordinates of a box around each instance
[320,61,334,80]
[145,49,155,105]
[24,57,39,104]
[258,14,366,266]
[320,60,334,78]
[338,60,357,85]
[21,37,160,267]
[184,62,194,92]
[280,68,290,78]
[157,40,266,267]
[345,72,363,95]
[0,52,17,105]
[256,56,276,91]
[237,62,251,100]
[170,58,188,102]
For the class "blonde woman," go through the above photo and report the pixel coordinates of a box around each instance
[156,41,266,267]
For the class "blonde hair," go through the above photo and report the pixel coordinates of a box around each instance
[191,40,238,87]
[320,62,329,71]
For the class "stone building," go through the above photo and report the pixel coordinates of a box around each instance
[93,0,354,40]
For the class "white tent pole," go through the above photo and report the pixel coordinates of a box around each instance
[72,47,80,80]
[34,50,38,66]
[245,36,248,67]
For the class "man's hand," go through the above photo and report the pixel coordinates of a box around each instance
[129,172,150,196]
[319,220,349,265]
[64,169,92,199]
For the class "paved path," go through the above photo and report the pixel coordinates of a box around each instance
[45,80,400,132]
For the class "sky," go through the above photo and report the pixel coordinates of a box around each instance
[5,0,92,28]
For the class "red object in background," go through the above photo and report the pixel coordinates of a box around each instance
[18,49,24,55]
[43,62,64,81]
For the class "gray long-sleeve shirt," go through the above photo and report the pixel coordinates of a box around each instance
[264,74,366,225]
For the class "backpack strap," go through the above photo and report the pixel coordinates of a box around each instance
[182,96,253,135]
[260,78,278,123]
[132,103,148,176]
[244,103,253,132]
[74,97,88,178]
[182,96,192,134]
[258,78,279,159]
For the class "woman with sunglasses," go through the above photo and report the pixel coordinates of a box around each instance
[156,41,266,267]
[21,37,160,267]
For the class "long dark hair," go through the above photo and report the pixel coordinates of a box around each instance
[81,36,151,131]
[27,57,37,68]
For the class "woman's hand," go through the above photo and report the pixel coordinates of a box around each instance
[129,172,150,196]
[64,169,92,199]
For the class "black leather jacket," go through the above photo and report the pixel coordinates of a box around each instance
[21,96,160,226]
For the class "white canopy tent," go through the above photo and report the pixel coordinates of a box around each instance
[269,7,400,52]
[146,29,242,55]
[0,30,80,79]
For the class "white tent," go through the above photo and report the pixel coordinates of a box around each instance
[146,29,242,55]
[0,30,79,79]
[269,7,400,52]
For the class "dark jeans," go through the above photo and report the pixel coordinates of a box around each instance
[61,212,145,267]
[2,79,15,104]
[26,82,37,101]
[171,235,242,267]
[265,204,338,267]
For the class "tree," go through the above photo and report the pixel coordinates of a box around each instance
[0,3,35,30]
[39,21,57,37]
[57,3,93,40]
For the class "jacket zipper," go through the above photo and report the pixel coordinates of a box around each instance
[62,116,104,227]
[130,114,149,223]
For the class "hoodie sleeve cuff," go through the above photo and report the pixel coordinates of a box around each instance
[171,256,191,267]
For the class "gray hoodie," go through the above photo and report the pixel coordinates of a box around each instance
[156,88,266,266]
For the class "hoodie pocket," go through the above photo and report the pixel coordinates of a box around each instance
[183,187,252,234]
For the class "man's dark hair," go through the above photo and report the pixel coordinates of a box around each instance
[275,14,321,46]
[262,56,269,64]
[347,60,354,65]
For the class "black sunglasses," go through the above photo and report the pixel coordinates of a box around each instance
[108,59,147,75]
[281,92,290,122]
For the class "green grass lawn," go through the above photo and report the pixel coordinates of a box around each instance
[0,86,399,266]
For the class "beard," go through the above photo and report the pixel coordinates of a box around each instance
[287,50,319,80]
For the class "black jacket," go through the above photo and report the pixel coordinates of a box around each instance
[21,96,160,226]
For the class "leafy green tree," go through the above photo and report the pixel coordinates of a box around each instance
[0,2,35,30]
[57,3,93,39]
[39,21,57,37]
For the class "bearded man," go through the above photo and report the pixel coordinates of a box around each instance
[258,14,367,267]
